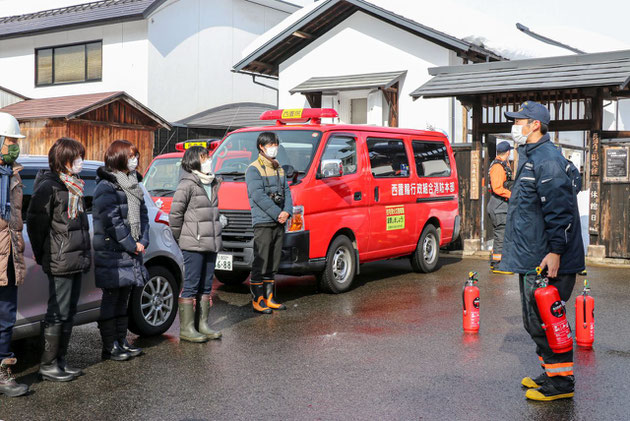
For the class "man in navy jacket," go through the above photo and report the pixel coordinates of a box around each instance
[500,101,585,401]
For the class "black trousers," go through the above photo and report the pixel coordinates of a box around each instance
[100,287,132,320]
[45,273,82,326]
[487,196,508,260]
[251,224,284,282]
[519,273,576,392]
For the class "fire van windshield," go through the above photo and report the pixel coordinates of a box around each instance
[211,130,322,179]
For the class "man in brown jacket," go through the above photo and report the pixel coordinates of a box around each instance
[0,112,28,397]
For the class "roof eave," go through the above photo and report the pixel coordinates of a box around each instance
[233,0,504,76]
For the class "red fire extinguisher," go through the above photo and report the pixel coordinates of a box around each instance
[463,271,480,333]
[575,279,594,348]
[533,267,573,354]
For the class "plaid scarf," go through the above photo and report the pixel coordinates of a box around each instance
[113,171,144,241]
[0,164,11,221]
[58,172,85,219]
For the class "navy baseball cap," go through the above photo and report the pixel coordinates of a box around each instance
[504,101,551,124]
[496,141,513,153]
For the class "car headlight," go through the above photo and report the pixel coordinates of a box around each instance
[286,205,304,233]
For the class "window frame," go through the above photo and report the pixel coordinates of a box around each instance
[366,137,411,179]
[411,139,452,178]
[35,40,103,87]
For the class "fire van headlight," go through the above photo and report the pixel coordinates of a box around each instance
[286,205,305,233]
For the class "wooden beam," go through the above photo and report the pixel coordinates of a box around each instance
[291,31,312,39]
[601,131,630,139]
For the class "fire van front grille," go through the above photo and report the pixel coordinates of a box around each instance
[221,210,253,234]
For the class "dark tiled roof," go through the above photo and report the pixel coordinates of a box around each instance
[233,0,504,77]
[0,0,167,40]
[177,102,276,129]
[0,91,170,128]
[290,71,406,94]
[411,49,630,98]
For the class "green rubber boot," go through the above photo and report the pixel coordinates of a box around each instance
[178,297,208,343]
[196,295,222,340]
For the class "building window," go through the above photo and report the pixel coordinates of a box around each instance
[36,41,102,86]
[412,140,451,177]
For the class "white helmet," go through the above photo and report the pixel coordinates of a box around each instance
[0,112,25,139]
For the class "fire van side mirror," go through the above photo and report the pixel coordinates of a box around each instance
[320,159,343,178]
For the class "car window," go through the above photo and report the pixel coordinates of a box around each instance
[412,140,451,178]
[366,138,410,178]
[143,157,182,197]
[21,168,97,220]
[212,130,322,178]
[320,136,357,175]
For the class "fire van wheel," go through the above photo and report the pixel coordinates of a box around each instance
[215,270,250,285]
[411,224,439,273]
[318,235,356,294]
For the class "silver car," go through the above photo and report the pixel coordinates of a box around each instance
[13,156,184,340]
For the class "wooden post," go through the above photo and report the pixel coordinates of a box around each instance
[588,91,604,255]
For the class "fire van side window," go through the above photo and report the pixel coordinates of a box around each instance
[366,138,410,178]
[321,136,357,175]
[412,140,451,178]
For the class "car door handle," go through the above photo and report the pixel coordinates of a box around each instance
[374,187,379,202]
[354,191,362,201]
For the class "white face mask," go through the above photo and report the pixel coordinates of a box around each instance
[71,158,83,174]
[511,124,531,146]
[127,156,138,172]
[265,145,278,159]
[200,158,212,175]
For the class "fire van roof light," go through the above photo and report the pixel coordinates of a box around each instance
[259,108,338,125]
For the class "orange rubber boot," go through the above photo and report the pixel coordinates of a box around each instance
[250,282,272,314]
[263,280,286,311]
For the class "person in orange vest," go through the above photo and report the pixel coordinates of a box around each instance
[487,141,514,274]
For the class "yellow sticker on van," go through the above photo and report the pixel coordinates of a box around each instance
[386,205,405,231]
[281,109,304,119]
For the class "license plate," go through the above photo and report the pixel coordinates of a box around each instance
[216,253,233,271]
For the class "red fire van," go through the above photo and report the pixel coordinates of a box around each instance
[210,108,460,293]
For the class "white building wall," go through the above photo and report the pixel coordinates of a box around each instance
[278,12,462,136]
[0,21,149,103]
[147,0,289,122]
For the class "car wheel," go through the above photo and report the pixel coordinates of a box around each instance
[215,270,250,285]
[411,224,439,273]
[318,235,356,294]
[129,265,178,336]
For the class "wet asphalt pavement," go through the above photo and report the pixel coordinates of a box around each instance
[1,256,629,421]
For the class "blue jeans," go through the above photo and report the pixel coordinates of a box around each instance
[181,251,216,298]
[0,253,17,360]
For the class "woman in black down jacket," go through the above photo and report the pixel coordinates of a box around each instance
[27,137,91,382]
[93,140,149,361]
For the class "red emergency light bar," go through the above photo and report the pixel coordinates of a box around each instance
[259,108,339,125]
[174,139,221,152]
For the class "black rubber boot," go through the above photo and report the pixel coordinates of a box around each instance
[38,324,75,382]
[116,316,142,357]
[98,319,131,361]
[196,295,222,340]
[250,282,272,314]
[57,322,83,377]
[0,358,29,397]
[263,280,286,311]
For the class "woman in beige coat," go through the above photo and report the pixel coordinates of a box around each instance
[0,112,28,397]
